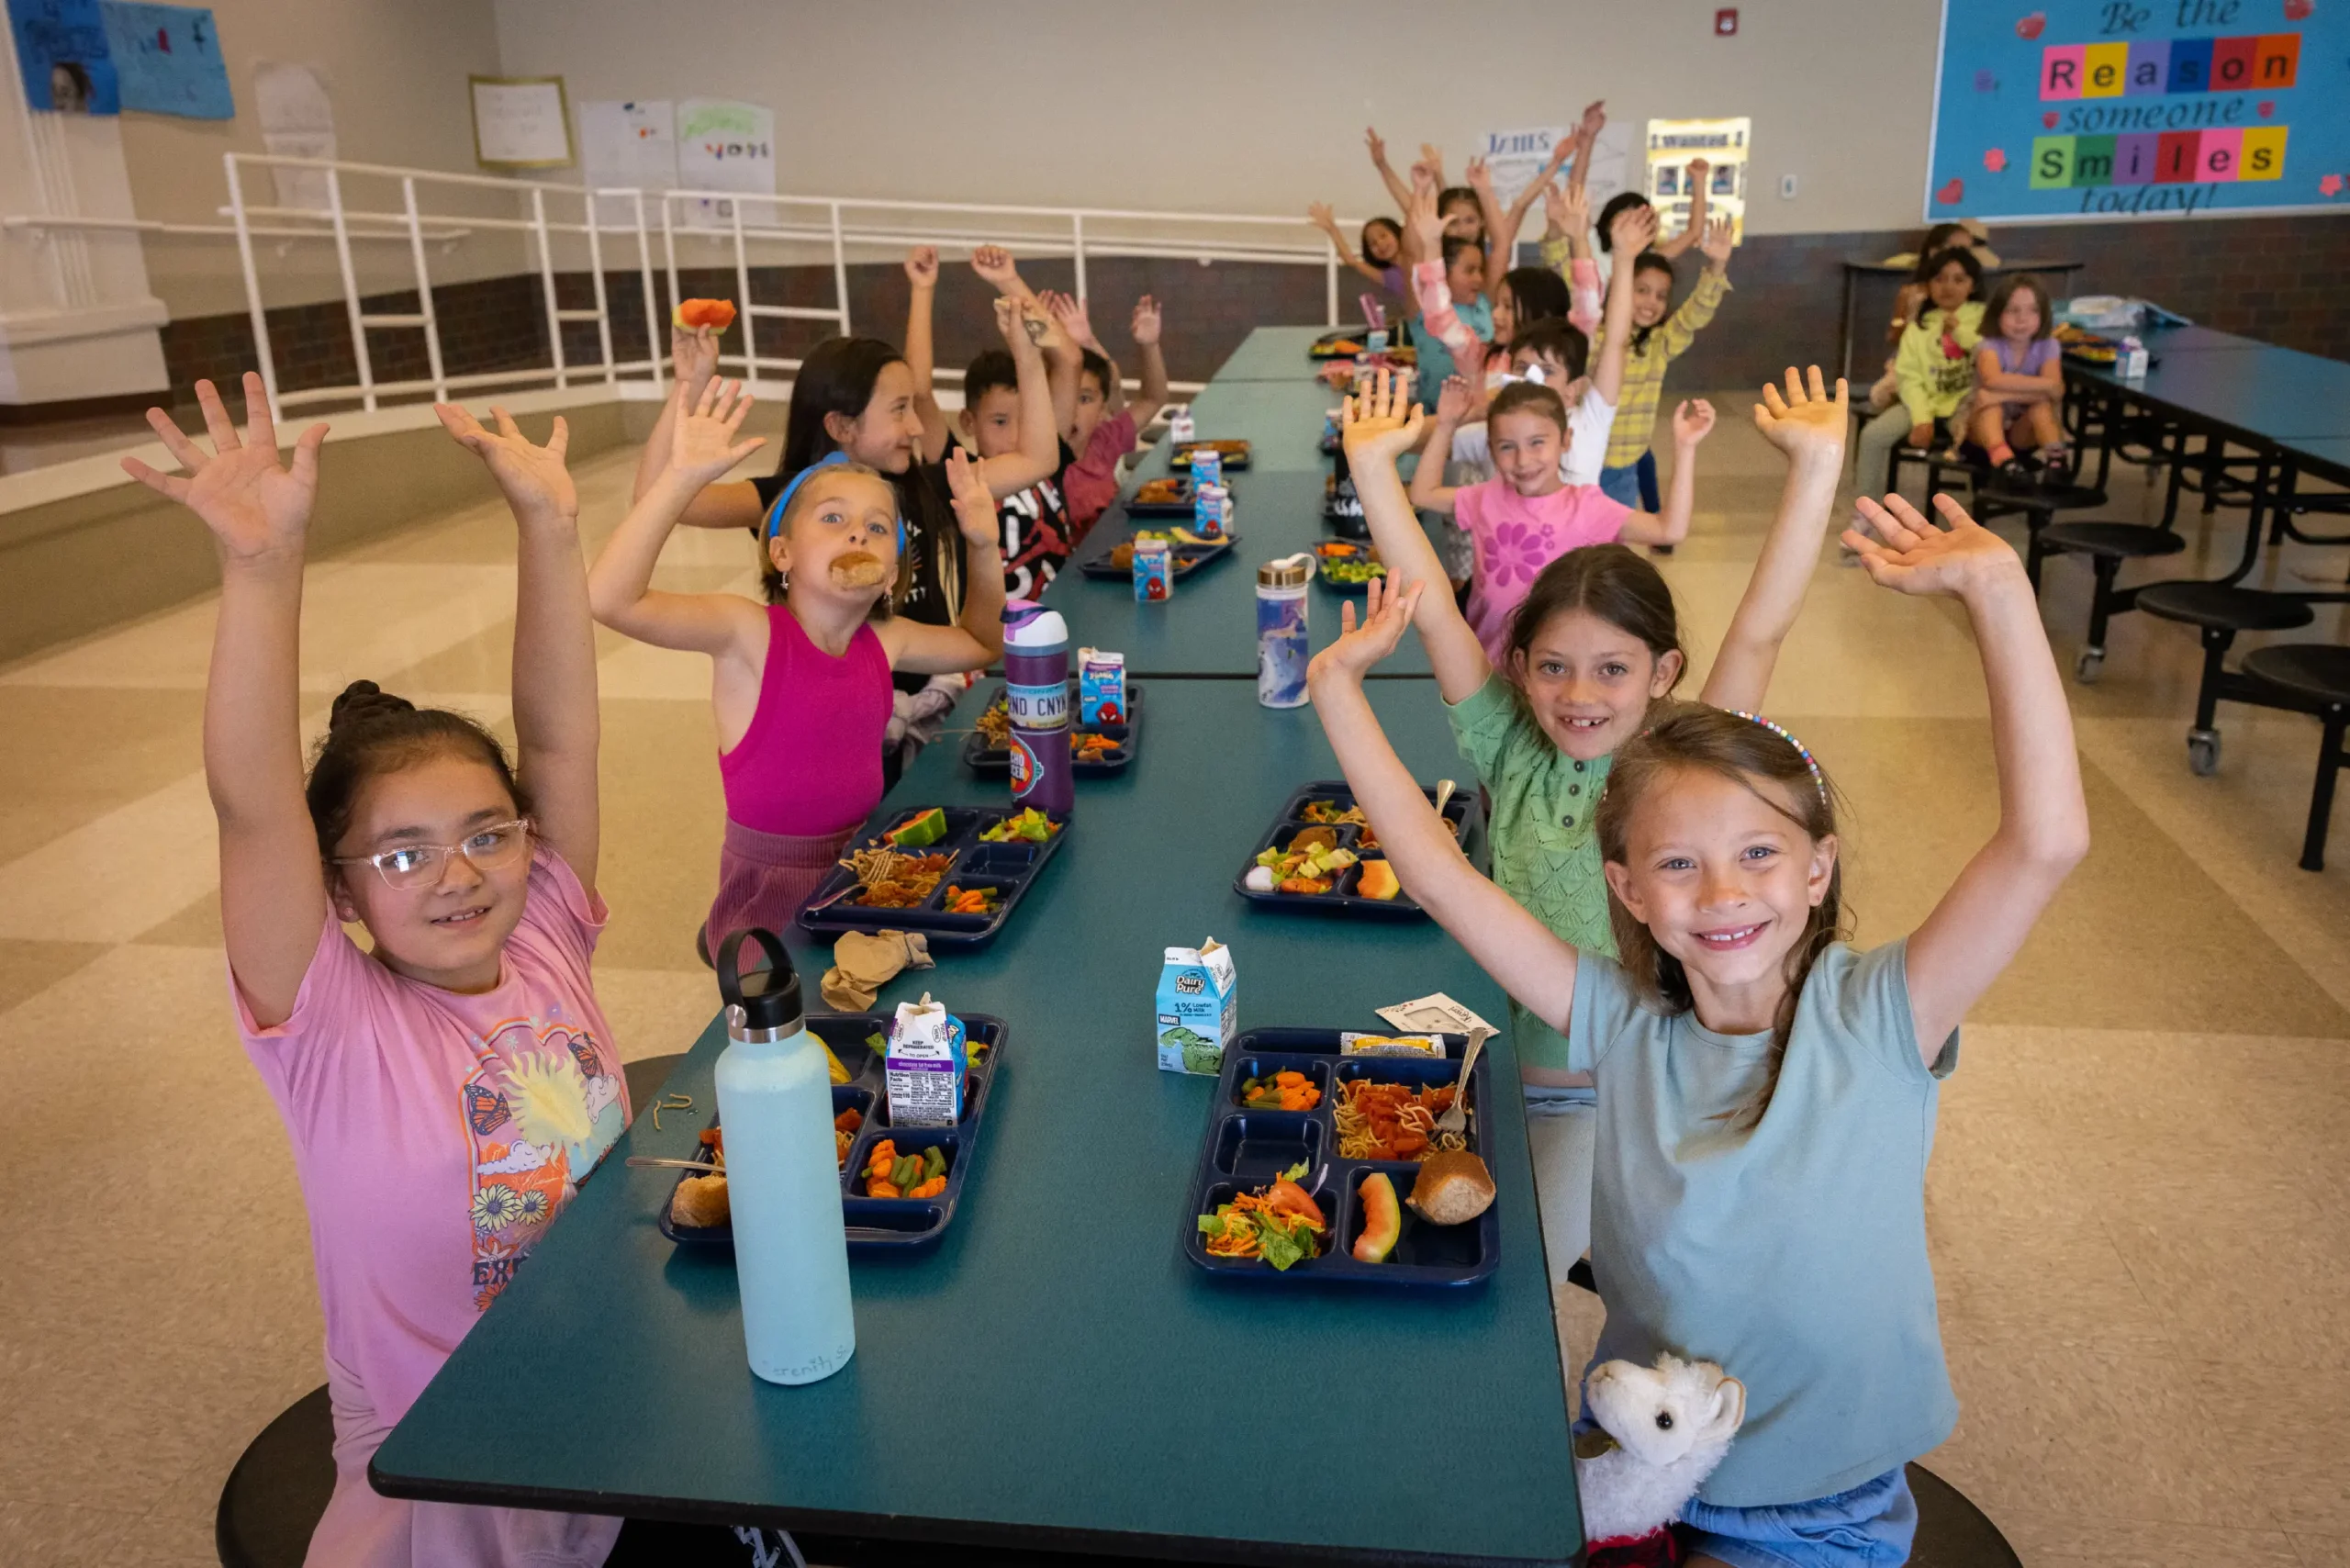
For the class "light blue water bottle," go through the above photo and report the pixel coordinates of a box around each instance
[1257,553,1314,709]
[711,929,856,1385]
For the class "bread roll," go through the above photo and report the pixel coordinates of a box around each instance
[1407,1150,1494,1226]
[671,1172,731,1229]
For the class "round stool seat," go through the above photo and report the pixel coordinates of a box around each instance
[2242,644,2350,706]
[2137,583,2317,633]
[217,1385,333,1568]
[1978,477,2108,512]
[2037,521,2186,560]
[1908,1462,2023,1566]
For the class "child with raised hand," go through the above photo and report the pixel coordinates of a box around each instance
[1402,174,1494,411]
[1046,290,1171,534]
[1307,201,1406,302]
[1966,274,2068,479]
[1306,487,2087,1563]
[1593,216,1735,520]
[1340,364,1849,1301]
[1851,246,1986,509]
[122,375,627,1567]
[588,378,1006,951]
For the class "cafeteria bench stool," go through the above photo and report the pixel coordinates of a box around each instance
[2135,584,2317,775]
[2222,644,2350,871]
[1974,475,2109,577]
[2026,521,2187,682]
[216,1384,332,1568]
[1906,1463,2024,1567]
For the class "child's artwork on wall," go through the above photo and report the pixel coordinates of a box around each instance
[1645,117,1750,241]
[676,98,774,223]
[8,0,119,113]
[580,99,676,227]
[98,2,229,118]
[1928,0,2337,219]
[471,74,573,170]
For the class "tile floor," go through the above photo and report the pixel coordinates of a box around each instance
[1,398,2344,1566]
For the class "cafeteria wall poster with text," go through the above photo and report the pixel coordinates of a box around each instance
[1927,0,2347,221]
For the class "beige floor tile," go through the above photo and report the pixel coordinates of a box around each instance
[0,939,111,1017]
[2199,1361,2350,1534]
[2292,1536,2350,1567]
[588,698,730,971]
[594,963,723,1063]
[0,1499,157,1568]
[0,771,221,944]
[594,636,728,702]
[1998,1515,2305,1568]
[132,889,224,948]
[0,686,207,864]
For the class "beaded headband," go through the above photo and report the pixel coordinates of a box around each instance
[1729,711,1829,807]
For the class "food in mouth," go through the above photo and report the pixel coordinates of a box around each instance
[829,551,889,589]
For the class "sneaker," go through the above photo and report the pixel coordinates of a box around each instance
[1650,543,1676,556]
[1998,455,2037,484]
[2042,447,2074,479]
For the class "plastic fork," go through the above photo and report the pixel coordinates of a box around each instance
[1435,1025,1494,1140]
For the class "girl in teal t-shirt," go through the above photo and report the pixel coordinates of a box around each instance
[1339,367,1847,1286]
[1306,492,2089,1561]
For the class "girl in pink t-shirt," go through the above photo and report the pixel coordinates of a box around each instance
[121,378,628,1566]
[588,379,1006,952]
[1408,375,1713,663]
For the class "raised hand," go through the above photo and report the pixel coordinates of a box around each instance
[1845,492,2025,597]
[121,374,326,562]
[1699,215,1735,269]
[1611,201,1659,255]
[1672,398,1718,447]
[669,320,721,402]
[1751,365,1848,467]
[903,245,940,287]
[1465,155,1494,194]
[969,243,1021,293]
[1579,98,1607,140]
[1307,199,1338,232]
[1434,375,1473,425]
[1131,295,1162,347]
[665,378,766,485]
[1313,573,1427,684]
[943,445,1000,549]
[1043,289,1100,352]
[1364,126,1390,167]
[1544,179,1589,241]
[1687,155,1711,187]
[1406,180,1446,255]
[1340,368,1426,462]
[1418,143,1446,183]
[437,404,576,524]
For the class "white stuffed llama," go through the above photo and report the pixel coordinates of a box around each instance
[1574,1353,1747,1560]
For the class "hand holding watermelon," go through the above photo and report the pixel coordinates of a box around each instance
[668,298,733,401]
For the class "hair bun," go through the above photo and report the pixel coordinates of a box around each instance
[329,679,414,734]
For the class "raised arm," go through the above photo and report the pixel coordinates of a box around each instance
[1846,493,2089,1056]
[1617,398,1712,547]
[881,446,1008,673]
[1032,289,1085,442]
[587,380,772,658]
[1486,138,1572,263]
[633,320,721,502]
[1365,127,1414,211]
[1651,218,1733,364]
[973,297,1062,499]
[1406,185,1476,361]
[1131,297,1169,424]
[909,253,951,465]
[1343,370,1493,702]
[1404,376,1472,516]
[1049,289,1125,420]
[436,405,601,891]
[1310,202,1388,286]
[969,243,1035,304]
[120,375,330,1028]
[1306,580,1581,1031]
[1699,367,1848,713]
[1655,158,1709,259]
[1591,204,1656,406]
[1467,158,1511,261]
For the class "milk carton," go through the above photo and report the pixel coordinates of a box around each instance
[1079,647,1126,726]
[1169,406,1195,445]
[1133,537,1173,602]
[885,992,968,1126]
[1189,446,1223,489]
[1157,938,1237,1075]
[1191,480,1230,541]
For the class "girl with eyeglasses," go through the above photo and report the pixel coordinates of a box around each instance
[122,376,629,1565]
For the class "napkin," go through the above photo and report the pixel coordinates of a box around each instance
[821,929,934,1011]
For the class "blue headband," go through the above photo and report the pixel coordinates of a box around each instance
[763,454,907,554]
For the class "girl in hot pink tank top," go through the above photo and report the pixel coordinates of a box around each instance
[587,387,1010,957]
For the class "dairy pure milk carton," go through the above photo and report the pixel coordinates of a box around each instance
[885,993,968,1126]
[1157,938,1237,1075]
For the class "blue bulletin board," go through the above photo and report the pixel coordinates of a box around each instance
[1926,0,2346,221]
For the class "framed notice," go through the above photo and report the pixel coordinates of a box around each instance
[1645,117,1750,242]
[470,73,572,169]
[1926,0,2337,221]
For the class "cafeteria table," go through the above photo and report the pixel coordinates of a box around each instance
[1204,323,1348,382]
[371,678,1585,1567]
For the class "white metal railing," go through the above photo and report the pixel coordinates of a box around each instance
[175,153,1361,421]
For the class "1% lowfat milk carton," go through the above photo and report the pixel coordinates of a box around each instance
[1156,938,1237,1075]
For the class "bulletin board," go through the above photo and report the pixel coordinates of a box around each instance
[1925,0,2344,222]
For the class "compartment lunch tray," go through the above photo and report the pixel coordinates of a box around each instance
[1312,542,1383,596]
[1169,440,1253,471]
[1123,477,1239,518]
[1233,780,1479,920]
[1077,529,1242,581]
[961,678,1143,778]
[1184,1027,1498,1288]
[796,804,1069,946]
[658,1012,1007,1252]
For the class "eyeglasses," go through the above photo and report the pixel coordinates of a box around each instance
[332,819,533,890]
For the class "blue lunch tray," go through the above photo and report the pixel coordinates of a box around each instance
[659,1011,1007,1252]
[1076,527,1241,581]
[961,678,1143,778]
[797,803,1068,947]
[1184,1027,1499,1288]
[1233,780,1479,921]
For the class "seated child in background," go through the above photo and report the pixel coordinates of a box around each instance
[1411,374,1712,661]
[1967,274,2068,479]
[1309,202,1407,306]
[962,245,1088,598]
[1411,182,1574,398]
[1045,290,1170,534]
[1852,246,1986,505]
[1593,217,1735,521]
[588,380,1007,950]
[1865,220,1976,414]
[1590,162,1707,286]
[1410,204,1492,410]
[124,376,628,1566]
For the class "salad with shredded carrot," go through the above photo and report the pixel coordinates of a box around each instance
[1197,1165,1326,1271]
[1238,1070,1322,1112]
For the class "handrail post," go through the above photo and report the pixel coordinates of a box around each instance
[224,153,283,424]
[1072,212,1087,306]
[585,189,615,386]
[827,199,851,337]
[400,175,448,405]
[634,189,663,391]
[1326,244,1338,328]
[731,195,756,381]
[324,165,377,411]
[531,185,567,391]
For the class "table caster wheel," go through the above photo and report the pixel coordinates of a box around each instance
[2188,731,2220,777]
[2076,647,2104,684]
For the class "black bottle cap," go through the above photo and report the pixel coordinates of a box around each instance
[714,928,802,1034]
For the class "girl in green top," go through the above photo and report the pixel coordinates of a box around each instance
[1338,366,1848,1290]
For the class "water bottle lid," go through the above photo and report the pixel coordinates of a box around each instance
[1002,600,1069,648]
[1258,553,1315,589]
[715,928,802,1035]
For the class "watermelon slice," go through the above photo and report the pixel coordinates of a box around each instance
[884,807,948,848]
[672,297,737,333]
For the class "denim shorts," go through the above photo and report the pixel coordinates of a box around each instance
[1596,462,1642,509]
[1678,1465,1918,1568]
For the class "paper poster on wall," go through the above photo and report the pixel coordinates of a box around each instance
[676,97,774,221]
[1476,125,1569,207]
[253,60,333,211]
[471,74,573,169]
[1645,117,1750,242]
[580,99,676,227]
[9,0,120,112]
[1927,2,2334,221]
[99,2,229,118]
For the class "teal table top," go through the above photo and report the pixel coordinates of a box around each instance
[372,680,1583,1565]
[2073,338,2350,442]
[1207,325,1346,383]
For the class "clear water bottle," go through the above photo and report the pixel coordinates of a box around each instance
[1257,554,1314,709]
[711,929,856,1386]
[1002,599,1073,814]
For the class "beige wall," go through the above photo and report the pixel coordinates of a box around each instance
[121,0,522,319]
[489,0,1943,237]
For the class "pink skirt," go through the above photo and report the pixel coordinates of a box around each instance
[703,817,858,957]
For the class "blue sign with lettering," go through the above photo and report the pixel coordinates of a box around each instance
[101,2,232,119]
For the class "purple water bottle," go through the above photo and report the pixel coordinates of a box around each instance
[1002,599,1074,814]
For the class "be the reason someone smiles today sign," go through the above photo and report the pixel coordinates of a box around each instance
[1927,0,2343,221]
